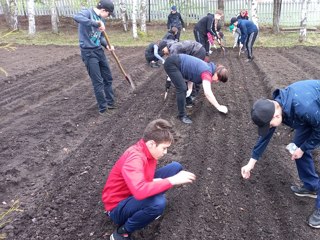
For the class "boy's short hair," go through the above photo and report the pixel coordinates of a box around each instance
[143,119,174,145]
[215,65,228,83]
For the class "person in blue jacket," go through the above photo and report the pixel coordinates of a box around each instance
[164,54,228,124]
[73,0,116,116]
[167,6,185,42]
[230,17,258,61]
[241,80,320,228]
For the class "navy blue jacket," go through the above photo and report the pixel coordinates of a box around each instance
[252,80,320,160]
[237,19,258,44]
[179,54,215,84]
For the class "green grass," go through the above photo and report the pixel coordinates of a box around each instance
[1,22,320,48]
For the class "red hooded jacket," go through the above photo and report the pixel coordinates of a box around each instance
[102,139,173,211]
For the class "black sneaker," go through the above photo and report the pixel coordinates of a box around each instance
[107,104,117,110]
[308,209,320,228]
[99,109,110,116]
[110,227,132,240]
[186,96,193,108]
[290,185,317,198]
[150,62,160,68]
[179,115,192,124]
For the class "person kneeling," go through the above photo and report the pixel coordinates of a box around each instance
[102,119,196,240]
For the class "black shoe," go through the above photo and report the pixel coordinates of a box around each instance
[290,185,317,198]
[186,96,193,108]
[308,209,320,228]
[150,62,160,68]
[179,115,192,124]
[107,104,117,110]
[99,109,110,116]
[110,227,132,240]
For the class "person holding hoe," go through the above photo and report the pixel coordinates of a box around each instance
[193,10,224,56]
[230,16,258,62]
[73,0,116,116]
[242,80,320,228]
[102,119,196,240]
[164,54,229,124]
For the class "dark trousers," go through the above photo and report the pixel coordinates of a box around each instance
[164,55,188,118]
[193,29,209,55]
[81,48,114,112]
[109,162,183,233]
[245,31,258,59]
[293,127,320,208]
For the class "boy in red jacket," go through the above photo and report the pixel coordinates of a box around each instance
[102,119,196,240]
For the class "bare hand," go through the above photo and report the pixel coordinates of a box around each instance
[217,105,228,114]
[168,170,196,185]
[107,45,115,51]
[291,148,304,160]
[241,165,252,179]
[98,21,105,31]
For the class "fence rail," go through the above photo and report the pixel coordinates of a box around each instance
[0,0,320,27]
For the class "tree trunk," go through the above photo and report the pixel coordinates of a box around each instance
[1,1,10,28]
[272,0,282,33]
[2,0,18,30]
[132,0,138,39]
[251,0,259,28]
[9,0,18,30]
[140,0,147,33]
[50,0,59,34]
[218,0,224,27]
[27,0,36,35]
[120,1,128,32]
[299,0,309,42]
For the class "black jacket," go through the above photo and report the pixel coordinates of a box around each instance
[167,12,185,30]
[194,13,217,37]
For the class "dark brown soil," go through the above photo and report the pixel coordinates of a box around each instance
[1,15,320,240]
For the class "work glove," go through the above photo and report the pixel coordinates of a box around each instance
[217,105,228,114]
[182,28,186,32]
[165,79,171,89]
[162,60,165,64]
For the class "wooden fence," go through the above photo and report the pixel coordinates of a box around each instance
[1,0,320,27]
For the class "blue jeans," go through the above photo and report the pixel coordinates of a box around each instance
[293,127,320,208]
[109,161,183,233]
[81,47,114,112]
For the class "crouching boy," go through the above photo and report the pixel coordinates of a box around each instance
[102,119,196,240]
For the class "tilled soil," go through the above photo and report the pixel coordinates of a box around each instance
[1,43,320,240]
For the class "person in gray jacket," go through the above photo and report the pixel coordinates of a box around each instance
[73,0,116,116]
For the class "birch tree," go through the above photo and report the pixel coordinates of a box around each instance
[218,0,224,27]
[272,0,282,33]
[1,0,18,30]
[251,0,259,28]
[119,1,128,32]
[140,0,147,33]
[27,0,36,35]
[299,0,310,42]
[49,0,59,34]
[132,0,138,39]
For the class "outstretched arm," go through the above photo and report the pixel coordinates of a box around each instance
[202,80,228,113]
